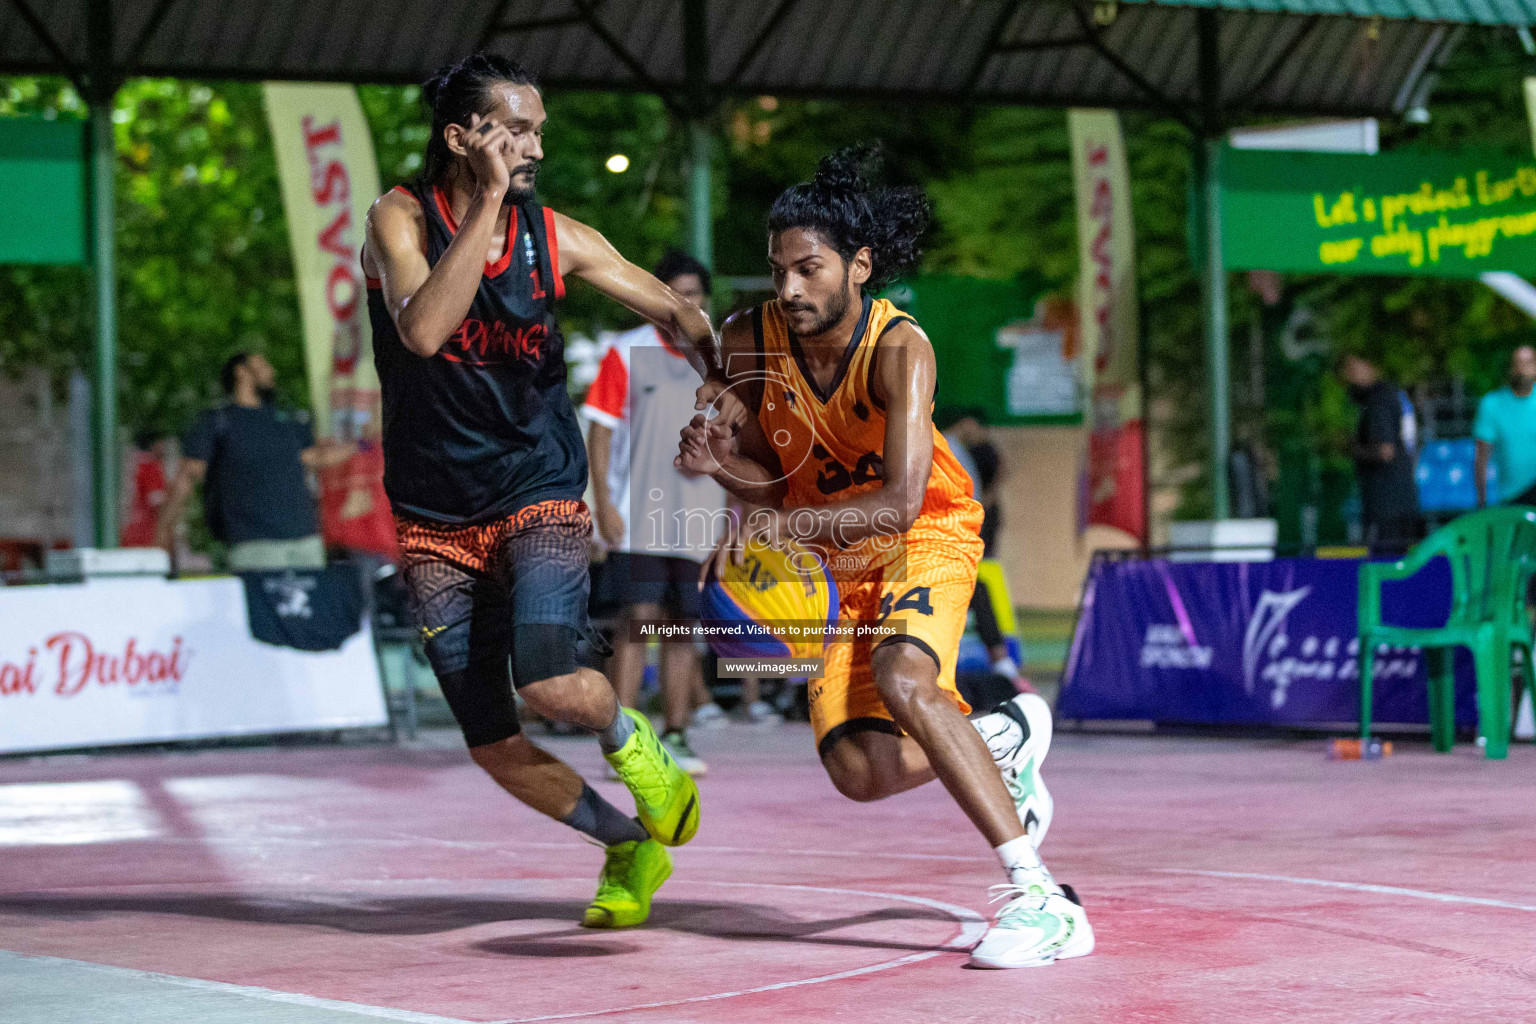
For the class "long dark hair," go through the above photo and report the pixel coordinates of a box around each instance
[420,53,538,184]
[766,143,931,291]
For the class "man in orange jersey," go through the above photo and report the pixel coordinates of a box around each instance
[678,146,1092,969]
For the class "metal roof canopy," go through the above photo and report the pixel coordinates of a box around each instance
[3,1,1535,117]
[5,0,1536,539]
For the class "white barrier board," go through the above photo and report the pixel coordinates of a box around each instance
[0,576,387,754]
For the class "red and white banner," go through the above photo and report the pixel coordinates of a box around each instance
[0,578,386,755]
[1070,109,1146,543]
[264,84,397,558]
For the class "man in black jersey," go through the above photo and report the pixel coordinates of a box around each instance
[361,54,722,930]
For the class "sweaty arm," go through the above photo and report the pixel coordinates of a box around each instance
[676,312,786,508]
[363,114,522,357]
[554,213,721,383]
[362,187,507,358]
[689,318,936,551]
[760,319,934,549]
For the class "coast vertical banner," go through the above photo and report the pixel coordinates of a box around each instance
[1069,109,1145,542]
[263,83,396,557]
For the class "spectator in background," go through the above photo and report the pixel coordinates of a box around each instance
[942,410,1003,555]
[157,352,352,572]
[583,250,727,777]
[1475,345,1536,508]
[1339,353,1421,552]
[939,408,1027,688]
[1473,345,1536,744]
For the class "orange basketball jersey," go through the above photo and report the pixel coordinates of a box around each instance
[750,295,981,569]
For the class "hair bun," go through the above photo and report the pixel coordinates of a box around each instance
[767,140,929,293]
[421,72,446,107]
[812,144,881,196]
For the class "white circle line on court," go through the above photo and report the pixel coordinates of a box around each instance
[485,879,989,1024]
[375,831,989,863]
[0,829,991,864]
[1158,869,1536,913]
[0,877,988,1024]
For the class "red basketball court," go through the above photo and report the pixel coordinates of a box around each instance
[2,724,1533,1023]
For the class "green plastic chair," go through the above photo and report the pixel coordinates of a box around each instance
[1358,506,1536,760]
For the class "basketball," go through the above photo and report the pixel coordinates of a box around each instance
[699,537,839,659]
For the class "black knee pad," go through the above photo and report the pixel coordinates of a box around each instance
[437,666,521,748]
[512,623,580,689]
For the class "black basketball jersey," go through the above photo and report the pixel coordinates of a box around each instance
[366,182,587,525]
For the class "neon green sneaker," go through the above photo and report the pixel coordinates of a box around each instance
[582,838,672,929]
[604,708,701,846]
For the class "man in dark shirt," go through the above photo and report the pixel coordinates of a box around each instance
[1339,353,1421,551]
[361,54,724,932]
[157,352,351,571]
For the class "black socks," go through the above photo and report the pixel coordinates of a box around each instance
[561,782,648,846]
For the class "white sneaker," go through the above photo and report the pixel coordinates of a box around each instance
[691,702,728,730]
[968,883,1093,969]
[734,699,783,726]
[1516,687,1535,741]
[661,730,708,777]
[971,693,1054,848]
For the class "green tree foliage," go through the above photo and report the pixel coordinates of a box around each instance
[714,97,969,288]
[0,79,689,441]
[0,77,304,439]
[1243,30,1536,535]
[4,31,1536,534]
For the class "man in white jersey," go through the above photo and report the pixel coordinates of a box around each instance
[585,250,727,774]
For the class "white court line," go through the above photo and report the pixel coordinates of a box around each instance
[0,949,473,1024]
[376,831,987,864]
[656,844,983,864]
[0,824,991,865]
[0,880,986,1024]
[487,881,988,1024]
[1158,869,1536,913]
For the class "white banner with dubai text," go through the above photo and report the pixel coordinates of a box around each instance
[0,577,387,755]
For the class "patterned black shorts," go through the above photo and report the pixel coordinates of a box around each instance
[395,500,595,745]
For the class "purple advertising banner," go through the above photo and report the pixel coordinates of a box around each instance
[1059,556,1475,726]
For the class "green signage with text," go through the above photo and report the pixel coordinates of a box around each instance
[1222,146,1536,277]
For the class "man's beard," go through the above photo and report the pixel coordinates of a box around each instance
[257,384,277,406]
[786,266,853,337]
[506,162,539,204]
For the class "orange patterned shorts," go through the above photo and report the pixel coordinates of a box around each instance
[394,499,591,577]
[393,499,595,683]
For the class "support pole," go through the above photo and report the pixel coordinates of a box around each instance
[86,0,119,548]
[682,0,713,271]
[1193,137,1230,520]
[1196,10,1230,520]
[1137,294,1153,553]
[687,121,713,269]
